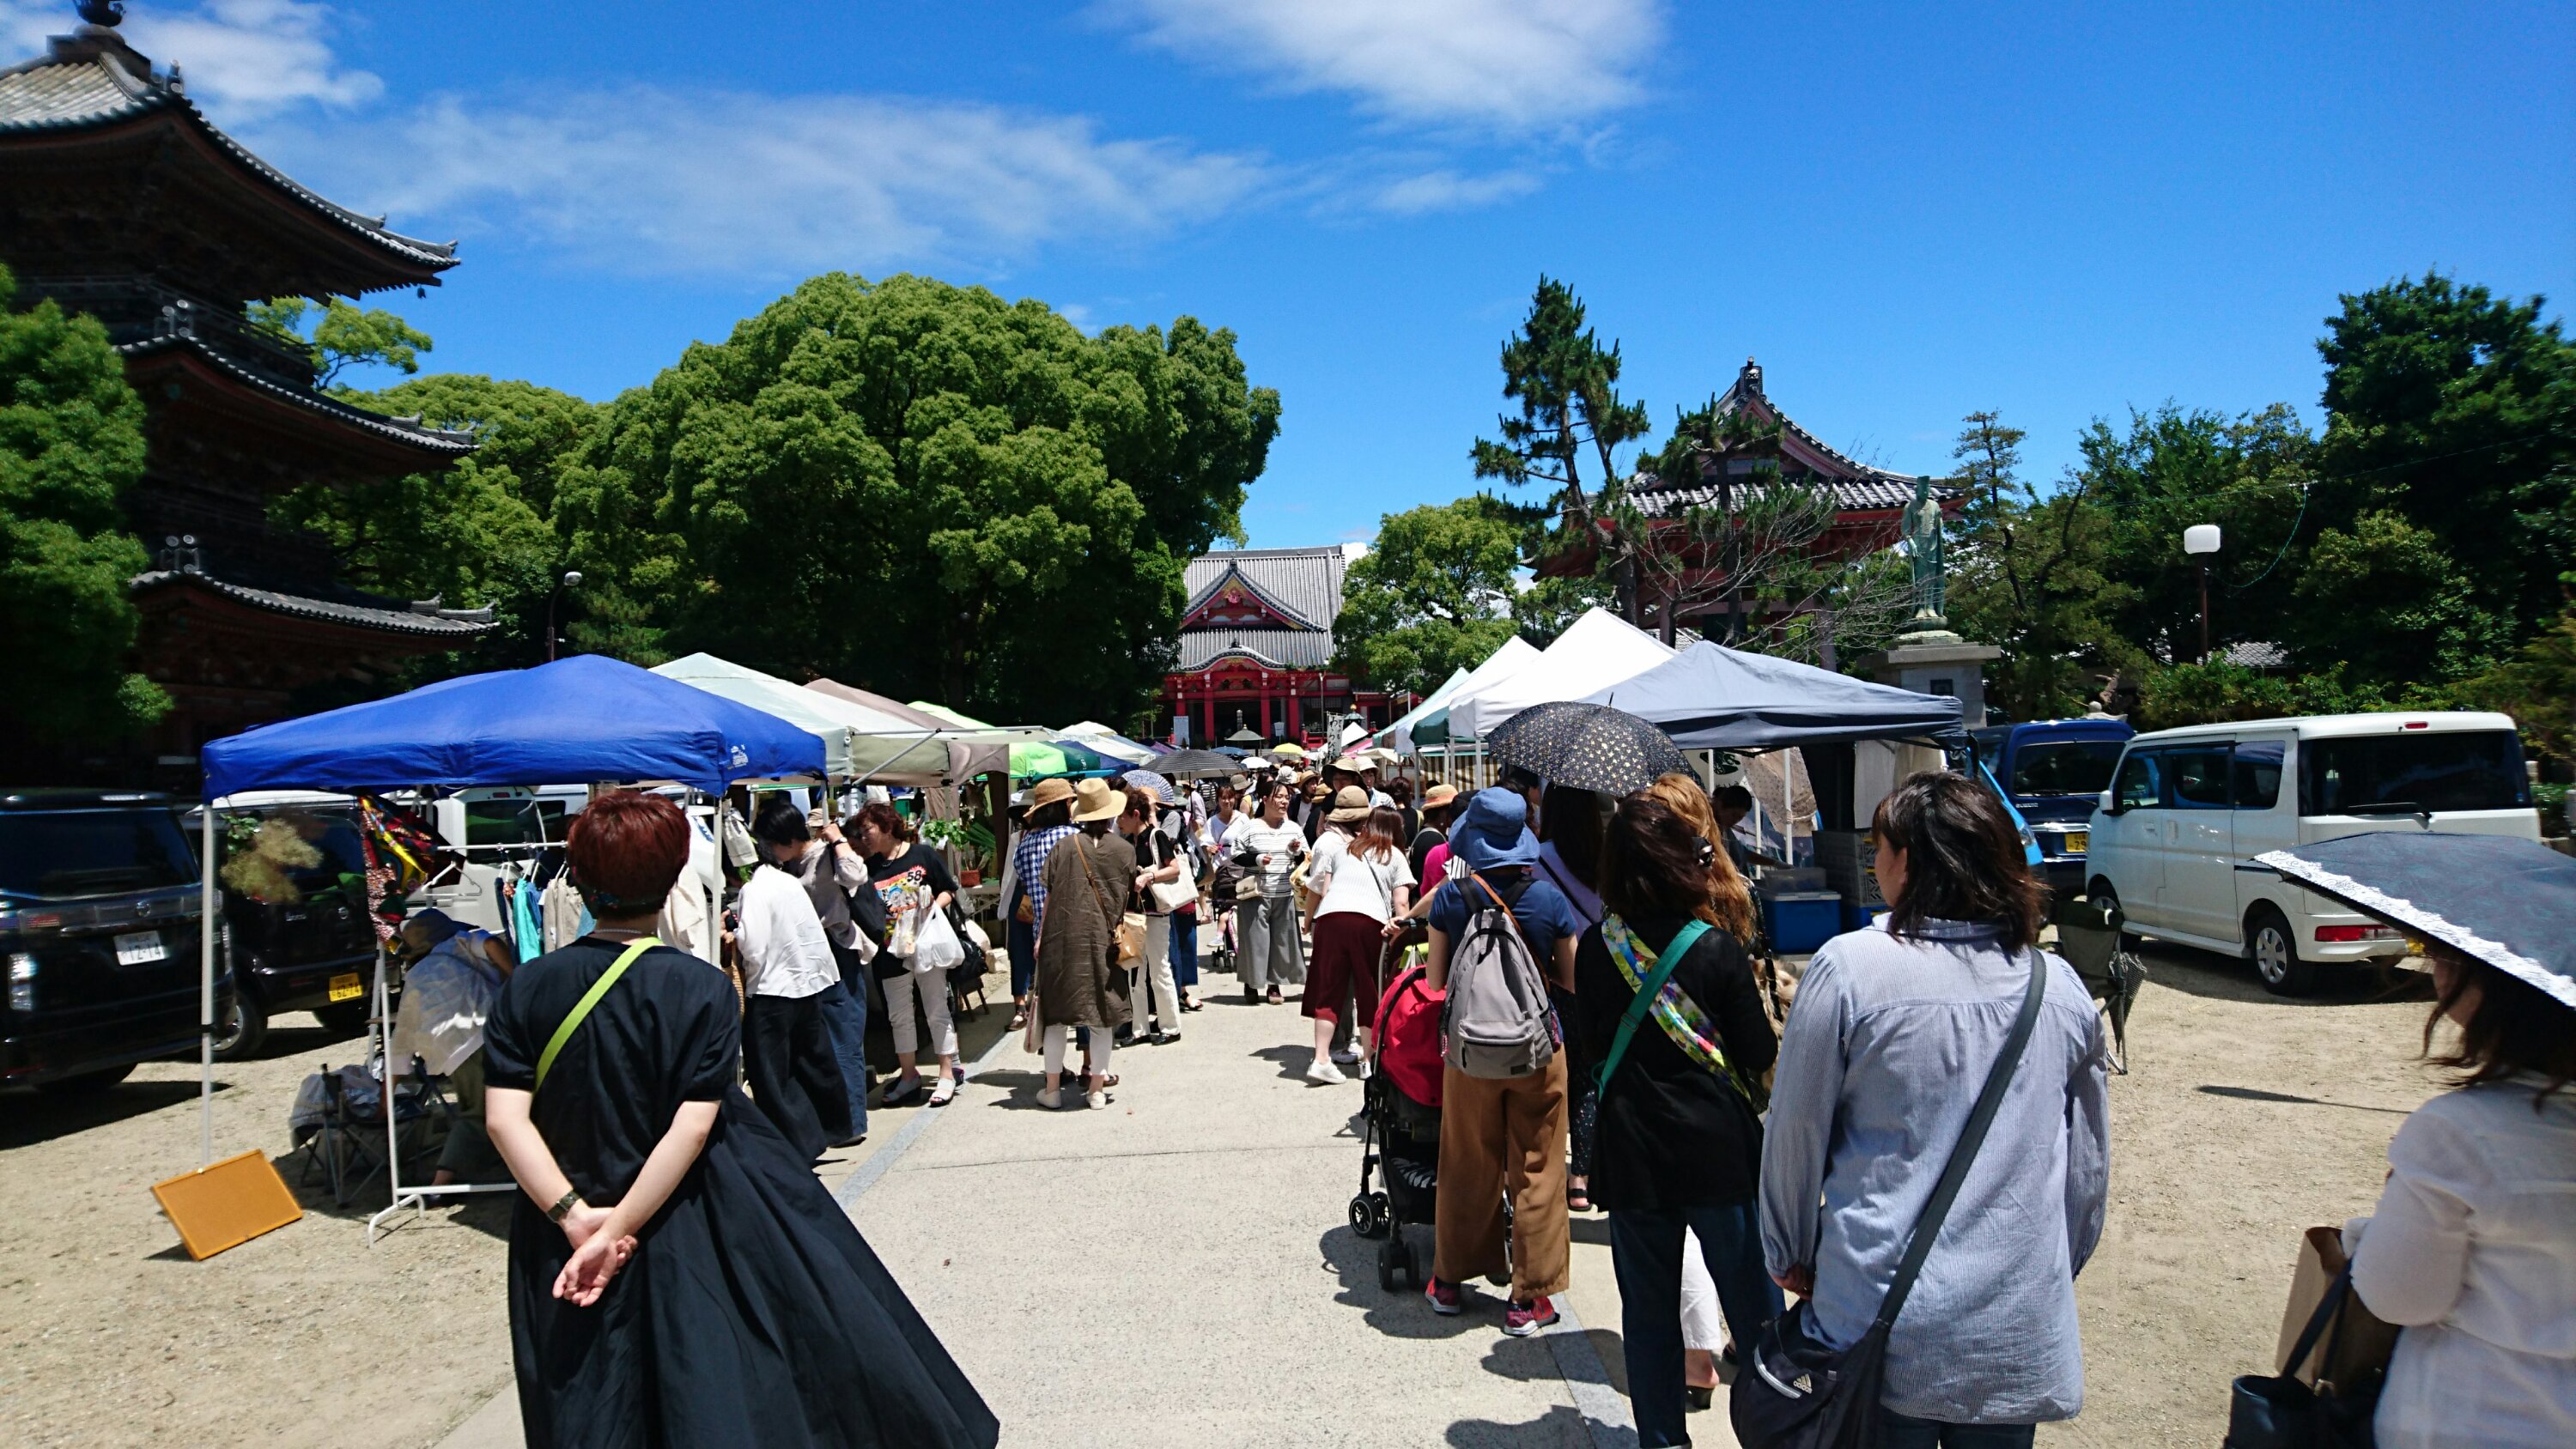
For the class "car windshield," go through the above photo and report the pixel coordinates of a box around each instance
[2011,740,2126,797]
[2299,731,2530,815]
[0,809,199,900]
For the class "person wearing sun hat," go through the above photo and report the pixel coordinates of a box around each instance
[2261,833,2576,1448]
[1032,778,1135,1109]
[1005,778,1080,1029]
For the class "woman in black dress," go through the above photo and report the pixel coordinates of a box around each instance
[482,791,998,1449]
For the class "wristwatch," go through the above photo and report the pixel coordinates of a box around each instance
[547,1189,586,1223]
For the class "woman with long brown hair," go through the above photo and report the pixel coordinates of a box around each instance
[1576,794,1781,1448]
[1759,771,2109,1446]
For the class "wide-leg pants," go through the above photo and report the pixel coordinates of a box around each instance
[740,991,852,1161]
[1431,1052,1571,1301]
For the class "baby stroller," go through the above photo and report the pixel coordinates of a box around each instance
[1350,946,1443,1292]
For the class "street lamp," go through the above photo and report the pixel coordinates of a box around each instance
[546,569,583,662]
[2183,524,2221,662]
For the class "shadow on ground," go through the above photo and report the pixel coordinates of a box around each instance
[0,1077,213,1149]
[2134,944,2430,1007]
[1443,1404,1598,1447]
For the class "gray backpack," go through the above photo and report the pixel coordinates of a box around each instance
[1441,873,1558,1079]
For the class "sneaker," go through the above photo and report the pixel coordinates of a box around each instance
[1036,1087,1065,1110]
[1356,1054,1374,1080]
[1330,1046,1361,1065]
[1086,1088,1112,1110]
[1424,1276,1463,1316]
[1305,1058,1348,1085]
[927,1078,957,1106]
[1503,1296,1560,1337]
[1151,1029,1181,1046]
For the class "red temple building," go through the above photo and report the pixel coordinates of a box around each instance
[0,11,492,776]
[1162,546,1406,748]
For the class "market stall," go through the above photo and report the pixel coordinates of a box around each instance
[196,654,824,1240]
[653,653,953,785]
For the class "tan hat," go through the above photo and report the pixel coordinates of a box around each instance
[1421,783,1459,808]
[1027,777,1077,810]
[1071,777,1125,824]
[1327,785,1374,823]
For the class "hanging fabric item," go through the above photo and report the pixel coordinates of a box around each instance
[540,868,591,952]
[720,805,758,870]
[508,871,544,962]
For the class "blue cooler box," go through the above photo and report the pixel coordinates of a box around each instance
[1765,891,1842,954]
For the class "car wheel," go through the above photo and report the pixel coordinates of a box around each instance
[313,1000,371,1039]
[2246,907,2319,997]
[34,1062,135,1095]
[212,992,268,1061]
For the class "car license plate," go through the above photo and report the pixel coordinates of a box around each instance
[327,973,364,1003]
[113,930,166,966]
[2063,829,2087,855]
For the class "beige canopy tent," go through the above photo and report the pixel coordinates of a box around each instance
[652,653,959,784]
[803,678,1026,780]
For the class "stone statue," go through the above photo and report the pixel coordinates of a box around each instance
[1900,475,1947,631]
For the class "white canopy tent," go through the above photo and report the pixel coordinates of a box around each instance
[1376,664,1472,756]
[1058,721,1161,766]
[652,653,956,784]
[1396,634,1543,754]
[1439,608,1675,743]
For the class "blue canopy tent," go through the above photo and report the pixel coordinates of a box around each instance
[189,655,824,1236]
[1583,640,1965,749]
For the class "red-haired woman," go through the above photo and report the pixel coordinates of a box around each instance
[482,791,997,1449]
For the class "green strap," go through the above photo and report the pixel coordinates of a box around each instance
[535,937,659,1093]
[1595,920,1711,1097]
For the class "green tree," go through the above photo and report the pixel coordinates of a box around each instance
[1333,495,1526,698]
[557,273,1279,720]
[0,264,167,738]
[1944,410,2129,717]
[2288,509,2513,683]
[249,296,435,386]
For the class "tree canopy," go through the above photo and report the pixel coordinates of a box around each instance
[554,273,1279,721]
[0,265,166,740]
[1332,495,1527,698]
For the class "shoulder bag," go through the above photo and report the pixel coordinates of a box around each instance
[1731,949,2047,1449]
[1594,920,1713,1095]
[534,937,659,1093]
[1075,836,1145,965]
[2224,1230,2389,1448]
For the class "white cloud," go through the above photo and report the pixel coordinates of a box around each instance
[280,88,1267,276]
[0,1,381,117]
[1370,167,1540,215]
[1106,0,1662,130]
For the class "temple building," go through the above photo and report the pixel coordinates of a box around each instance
[1162,546,1406,748]
[0,9,492,773]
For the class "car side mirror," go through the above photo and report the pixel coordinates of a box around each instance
[2097,790,2121,816]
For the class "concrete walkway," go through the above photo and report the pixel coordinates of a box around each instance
[437,955,1710,1448]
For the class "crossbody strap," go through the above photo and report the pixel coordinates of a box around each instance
[1874,946,2047,1331]
[1595,919,1712,1094]
[535,936,659,1093]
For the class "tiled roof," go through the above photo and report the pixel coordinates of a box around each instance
[0,31,457,273]
[1182,546,1349,633]
[2220,640,2289,670]
[131,571,498,638]
[1177,628,1335,671]
[1627,357,1952,518]
[120,333,478,457]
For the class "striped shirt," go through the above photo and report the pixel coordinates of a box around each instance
[1012,824,1079,936]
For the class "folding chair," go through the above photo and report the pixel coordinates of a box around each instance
[2051,894,2145,1074]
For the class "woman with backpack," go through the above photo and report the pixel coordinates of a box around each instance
[1577,795,1780,1448]
[1420,788,1585,1338]
[1759,772,2108,1447]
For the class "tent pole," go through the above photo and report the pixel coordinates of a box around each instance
[378,936,403,1234]
[199,803,215,1170]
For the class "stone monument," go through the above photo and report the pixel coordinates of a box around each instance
[1862,476,2003,724]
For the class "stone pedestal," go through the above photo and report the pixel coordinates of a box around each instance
[1861,637,2003,728]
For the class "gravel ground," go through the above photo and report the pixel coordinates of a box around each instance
[0,943,2444,1447]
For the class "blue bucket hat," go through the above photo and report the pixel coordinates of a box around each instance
[1449,787,1540,873]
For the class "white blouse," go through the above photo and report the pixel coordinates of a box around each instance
[734,864,841,1000]
[2344,1073,2576,1449]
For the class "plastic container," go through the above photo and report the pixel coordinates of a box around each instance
[1765,891,1843,954]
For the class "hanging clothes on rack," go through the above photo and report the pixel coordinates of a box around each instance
[539,864,591,952]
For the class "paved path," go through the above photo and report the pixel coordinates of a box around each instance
[440,956,1683,1448]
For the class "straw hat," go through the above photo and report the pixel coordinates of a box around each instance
[1071,777,1125,824]
[1421,783,1459,809]
[1327,785,1374,823]
[1026,778,1077,810]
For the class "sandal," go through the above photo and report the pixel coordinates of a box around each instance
[1008,1008,1029,1030]
[1566,1184,1592,1213]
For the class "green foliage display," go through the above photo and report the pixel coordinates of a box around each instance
[0,265,167,739]
[2131,660,2395,732]
[555,274,1279,722]
[250,296,436,386]
[1945,411,2128,718]
[1333,494,1528,697]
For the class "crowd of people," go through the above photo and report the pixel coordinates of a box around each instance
[463,737,2573,1449]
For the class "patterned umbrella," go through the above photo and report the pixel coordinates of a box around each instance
[1121,768,1181,804]
[1485,701,1686,797]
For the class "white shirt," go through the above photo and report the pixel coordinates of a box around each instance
[1309,830,1413,925]
[2346,1074,2576,1448]
[1232,819,1307,897]
[735,864,840,999]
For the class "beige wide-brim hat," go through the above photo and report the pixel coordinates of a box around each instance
[1421,783,1459,808]
[1071,777,1125,823]
[1327,785,1374,823]
[1027,778,1077,810]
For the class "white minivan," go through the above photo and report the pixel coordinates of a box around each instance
[2086,712,2540,994]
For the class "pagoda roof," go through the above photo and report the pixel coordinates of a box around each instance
[1177,628,1336,672]
[1627,358,1952,517]
[131,568,498,640]
[120,331,477,478]
[1182,546,1350,633]
[0,25,455,299]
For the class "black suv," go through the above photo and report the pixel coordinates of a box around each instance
[194,798,380,1058]
[0,790,223,1094]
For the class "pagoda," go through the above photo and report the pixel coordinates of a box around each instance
[1162,546,1406,748]
[0,3,494,771]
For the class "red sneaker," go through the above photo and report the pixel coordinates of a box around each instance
[1424,1276,1464,1316]
[1503,1295,1559,1337]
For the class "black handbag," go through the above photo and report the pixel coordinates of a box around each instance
[944,899,988,987]
[2224,1267,2381,1449]
[1732,949,2047,1449]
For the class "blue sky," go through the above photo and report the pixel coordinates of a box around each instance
[13,1,2570,549]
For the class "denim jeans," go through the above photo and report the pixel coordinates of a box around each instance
[812,979,870,1140]
[1608,1202,1783,1448]
[1170,907,1200,989]
[1008,919,1036,1000]
[1874,1410,2035,1449]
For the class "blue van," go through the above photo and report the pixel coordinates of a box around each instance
[1971,718,2136,896]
